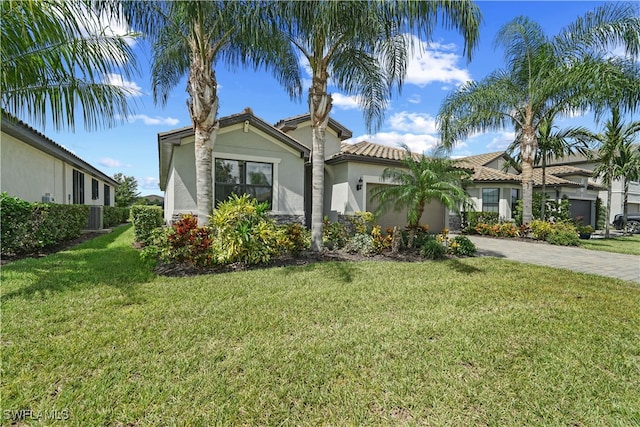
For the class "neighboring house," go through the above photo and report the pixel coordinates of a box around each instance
[159,109,608,230]
[1,113,117,207]
[458,152,604,226]
[138,194,164,206]
[545,151,640,223]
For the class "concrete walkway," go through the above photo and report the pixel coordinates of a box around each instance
[466,235,640,283]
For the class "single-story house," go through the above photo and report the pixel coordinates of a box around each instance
[158,109,605,229]
[1,113,117,207]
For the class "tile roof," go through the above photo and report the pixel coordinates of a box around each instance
[471,166,520,182]
[338,141,421,162]
[456,151,508,168]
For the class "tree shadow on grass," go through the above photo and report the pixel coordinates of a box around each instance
[1,225,154,302]
[445,258,485,275]
[281,260,358,284]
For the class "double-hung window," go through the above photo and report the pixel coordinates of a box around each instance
[214,159,273,208]
[482,188,499,213]
[73,170,85,204]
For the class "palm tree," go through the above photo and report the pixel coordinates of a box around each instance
[273,0,481,251]
[506,117,593,220]
[616,141,640,234]
[370,146,472,247]
[437,3,640,225]
[593,108,640,237]
[122,1,301,225]
[1,0,138,131]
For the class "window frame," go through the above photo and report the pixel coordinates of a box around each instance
[214,158,274,208]
[482,187,500,213]
[73,170,85,204]
[91,178,99,200]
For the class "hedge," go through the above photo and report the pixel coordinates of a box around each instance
[103,206,130,228]
[0,193,90,256]
[130,205,164,244]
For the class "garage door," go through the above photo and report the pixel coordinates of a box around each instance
[367,184,446,232]
[569,199,592,225]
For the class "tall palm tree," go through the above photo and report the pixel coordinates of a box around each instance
[370,145,472,246]
[506,117,593,220]
[1,0,138,131]
[616,141,640,234]
[122,1,301,225]
[593,108,640,237]
[437,3,640,224]
[273,0,481,251]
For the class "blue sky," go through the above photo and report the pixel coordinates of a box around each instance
[42,1,629,196]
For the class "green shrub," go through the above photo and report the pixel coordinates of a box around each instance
[464,211,499,230]
[345,233,375,256]
[529,219,554,240]
[210,194,281,265]
[0,193,89,255]
[278,222,310,255]
[323,217,349,249]
[449,235,477,256]
[348,211,375,234]
[103,206,129,227]
[420,238,446,260]
[130,205,164,244]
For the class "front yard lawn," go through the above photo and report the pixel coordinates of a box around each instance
[2,225,639,425]
[579,234,640,255]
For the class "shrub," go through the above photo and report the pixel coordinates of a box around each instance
[464,211,499,230]
[449,235,477,256]
[345,233,375,256]
[278,222,310,255]
[371,225,392,253]
[130,205,164,244]
[348,211,375,234]
[103,206,129,227]
[323,217,349,249]
[529,219,554,240]
[0,193,89,255]
[210,194,281,264]
[420,238,446,260]
[402,224,431,248]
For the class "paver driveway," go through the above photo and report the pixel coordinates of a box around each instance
[467,235,640,283]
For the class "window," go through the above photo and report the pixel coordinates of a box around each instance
[73,170,85,204]
[92,178,99,200]
[104,184,111,206]
[215,159,273,207]
[482,188,499,213]
[511,188,520,216]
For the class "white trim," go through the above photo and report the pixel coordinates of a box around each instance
[218,123,303,157]
[212,153,281,210]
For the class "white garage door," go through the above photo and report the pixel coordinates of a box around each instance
[366,184,446,232]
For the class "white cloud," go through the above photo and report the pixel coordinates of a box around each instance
[485,131,517,150]
[349,132,440,154]
[99,158,123,168]
[407,94,421,104]
[141,176,160,190]
[103,73,143,97]
[332,93,360,110]
[126,114,180,126]
[405,36,472,88]
[388,111,437,134]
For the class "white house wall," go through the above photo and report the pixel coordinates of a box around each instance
[1,131,114,206]
[166,140,197,219]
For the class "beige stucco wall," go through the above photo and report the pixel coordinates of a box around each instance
[467,184,521,220]
[215,124,305,215]
[283,121,342,159]
[165,123,306,220]
[1,131,114,206]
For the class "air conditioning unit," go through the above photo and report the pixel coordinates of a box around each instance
[87,206,104,230]
[42,193,52,203]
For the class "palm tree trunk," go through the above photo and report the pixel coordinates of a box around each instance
[520,124,537,224]
[605,178,612,238]
[541,154,547,221]
[187,43,218,226]
[309,71,332,252]
[623,178,629,235]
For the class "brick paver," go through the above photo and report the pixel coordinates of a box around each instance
[467,235,640,283]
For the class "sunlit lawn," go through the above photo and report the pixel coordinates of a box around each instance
[580,233,640,255]
[2,225,639,425]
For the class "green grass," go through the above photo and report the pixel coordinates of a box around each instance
[579,234,640,255]
[2,225,640,425]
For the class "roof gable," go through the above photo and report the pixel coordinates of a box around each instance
[275,113,353,140]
